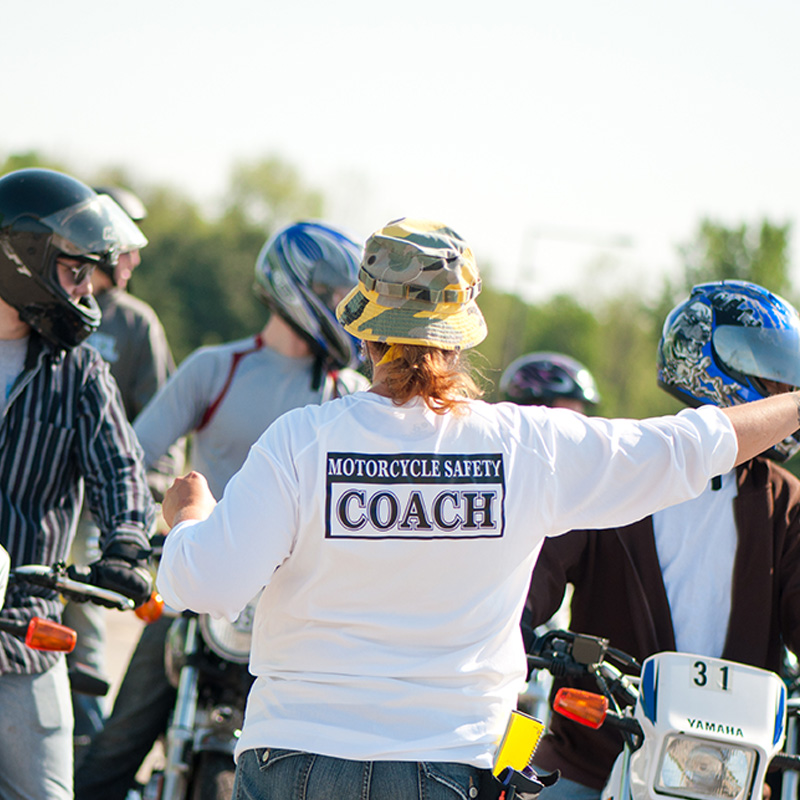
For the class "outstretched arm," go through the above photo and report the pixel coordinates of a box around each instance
[724,391,800,466]
[724,391,800,465]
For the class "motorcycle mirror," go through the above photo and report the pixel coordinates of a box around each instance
[553,688,608,729]
[135,591,165,623]
[25,617,77,653]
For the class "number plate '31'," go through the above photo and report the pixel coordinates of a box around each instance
[691,659,732,691]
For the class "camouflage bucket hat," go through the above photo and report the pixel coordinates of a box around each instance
[335,218,488,350]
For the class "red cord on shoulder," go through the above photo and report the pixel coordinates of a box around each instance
[196,334,264,431]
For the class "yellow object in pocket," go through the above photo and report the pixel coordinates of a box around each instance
[492,709,545,777]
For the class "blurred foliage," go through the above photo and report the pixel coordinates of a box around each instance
[0,151,69,173]
[478,215,795,427]
[226,156,324,231]
[132,157,327,360]
[132,188,269,360]
[0,151,795,446]
[679,218,793,297]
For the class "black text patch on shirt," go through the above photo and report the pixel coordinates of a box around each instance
[325,452,506,540]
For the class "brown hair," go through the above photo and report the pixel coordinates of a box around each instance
[369,342,484,416]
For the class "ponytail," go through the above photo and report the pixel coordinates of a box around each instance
[369,342,483,416]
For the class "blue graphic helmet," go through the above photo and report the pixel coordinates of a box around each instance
[658,280,800,461]
[500,352,601,408]
[254,221,362,371]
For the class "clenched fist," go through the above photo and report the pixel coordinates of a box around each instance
[162,471,217,529]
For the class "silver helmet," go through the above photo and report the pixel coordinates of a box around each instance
[254,221,362,371]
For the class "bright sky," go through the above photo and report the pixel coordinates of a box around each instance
[4,0,799,302]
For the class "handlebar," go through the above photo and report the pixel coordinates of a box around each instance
[527,654,595,679]
[528,629,641,745]
[771,753,800,773]
[527,630,640,681]
[10,564,135,611]
[602,709,645,737]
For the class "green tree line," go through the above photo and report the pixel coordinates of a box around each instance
[1,151,795,426]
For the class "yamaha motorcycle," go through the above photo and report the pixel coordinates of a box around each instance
[528,629,800,800]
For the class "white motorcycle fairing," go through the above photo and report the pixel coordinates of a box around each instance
[603,651,786,800]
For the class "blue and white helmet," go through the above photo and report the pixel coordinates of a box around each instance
[253,221,362,371]
[658,280,800,461]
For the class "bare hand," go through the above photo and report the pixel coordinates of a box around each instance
[162,471,217,530]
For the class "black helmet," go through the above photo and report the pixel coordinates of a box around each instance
[500,352,601,408]
[0,168,147,349]
[658,280,800,461]
[253,221,362,371]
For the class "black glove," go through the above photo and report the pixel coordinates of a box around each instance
[68,541,153,607]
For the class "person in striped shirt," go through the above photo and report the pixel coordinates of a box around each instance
[0,168,156,800]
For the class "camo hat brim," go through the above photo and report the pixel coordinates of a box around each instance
[335,218,488,350]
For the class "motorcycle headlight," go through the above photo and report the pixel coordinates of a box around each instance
[655,734,757,800]
[198,603,255,664]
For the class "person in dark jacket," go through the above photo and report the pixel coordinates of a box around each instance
[524,280,800,800]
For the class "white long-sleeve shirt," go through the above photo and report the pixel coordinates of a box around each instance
[157,393,737,767]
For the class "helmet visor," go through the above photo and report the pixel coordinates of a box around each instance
[42,194,148,258]
[713,324,800,388]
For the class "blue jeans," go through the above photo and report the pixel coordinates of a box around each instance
[0,658,73,800]
[233,749,486,800]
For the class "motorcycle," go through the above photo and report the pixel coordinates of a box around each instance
[140,594,256,800]
[0,552,134,665]
[527,629,800,800]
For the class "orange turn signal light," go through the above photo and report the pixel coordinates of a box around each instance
[553,688,609,729]
[25,617,77,653]
[135,591,165,623]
